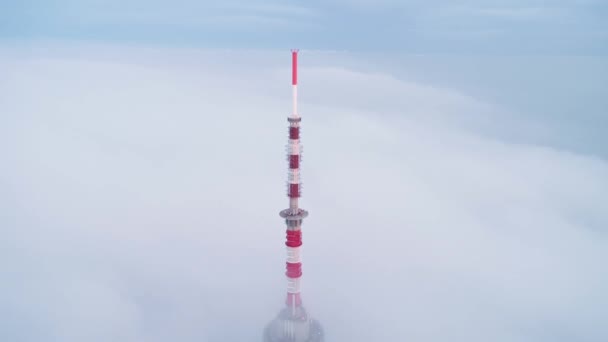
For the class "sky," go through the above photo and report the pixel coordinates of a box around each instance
[1,1,607,342]
[2,0,608,54]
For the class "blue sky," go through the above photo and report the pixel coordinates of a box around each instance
[2,0,608,54]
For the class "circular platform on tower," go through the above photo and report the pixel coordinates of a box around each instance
[279,209,309,220]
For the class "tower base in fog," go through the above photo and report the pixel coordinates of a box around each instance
[263,306,324,342]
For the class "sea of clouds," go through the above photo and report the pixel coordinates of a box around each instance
[0,43,606,341]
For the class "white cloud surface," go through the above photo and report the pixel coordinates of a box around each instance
[0,44,606,341]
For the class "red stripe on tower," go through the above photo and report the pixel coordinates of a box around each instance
[285,230,302,247]
[288,184,300,198]
[289,126,299,139]
[289,155,299,169]
[286,262,303,278]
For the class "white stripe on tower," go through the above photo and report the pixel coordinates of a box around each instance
[286,246,302,263]
[293,85,298,118]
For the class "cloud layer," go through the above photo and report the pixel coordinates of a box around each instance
[0,45,607,341]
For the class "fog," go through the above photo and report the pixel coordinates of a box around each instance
[0,44,607,341]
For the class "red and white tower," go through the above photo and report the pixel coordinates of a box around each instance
[263,50,324,342]
[281,49,306,310]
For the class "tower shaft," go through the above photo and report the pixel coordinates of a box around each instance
[265,50,324,342]
[280,49,307,312]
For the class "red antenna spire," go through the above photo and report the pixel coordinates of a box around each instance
[292,49,298,86]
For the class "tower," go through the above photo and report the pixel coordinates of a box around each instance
[263,50,324,342]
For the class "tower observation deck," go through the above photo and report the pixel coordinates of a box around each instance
[263,50,325,342]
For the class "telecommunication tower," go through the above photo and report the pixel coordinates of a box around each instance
[263,50,324,342]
